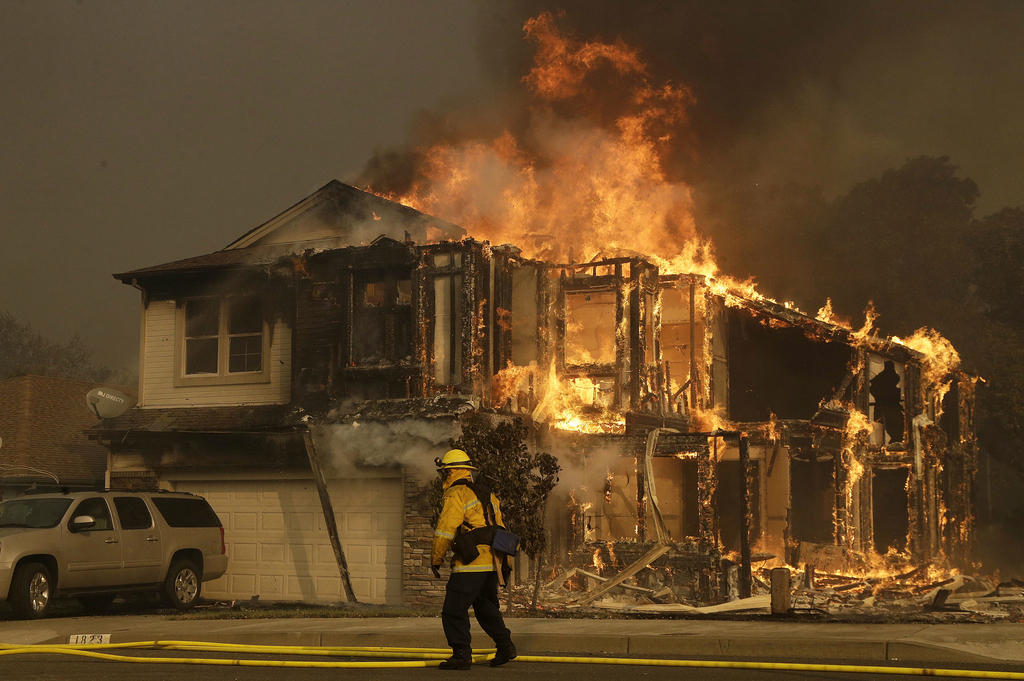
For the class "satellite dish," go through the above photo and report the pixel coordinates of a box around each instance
[86,388,133,420]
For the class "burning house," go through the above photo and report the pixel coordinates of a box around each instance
[91,179,975,608]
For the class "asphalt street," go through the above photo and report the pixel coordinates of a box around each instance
[4,603,1024,680]
[4,652,1024,681]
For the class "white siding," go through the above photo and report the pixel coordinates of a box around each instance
[140,299,291,408]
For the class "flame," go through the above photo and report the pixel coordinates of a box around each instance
[843,406,873,443]
[690,404,730,432]
[374,13,706,272]
[582,501,596,542]
[851,302,880,343]
[532,361,625,433]
[893,327,961,389]
[592,546,606,572]
[523,11,646,101]
[765,412,780,443]
[816,298,836,324]
[489,361,533,408]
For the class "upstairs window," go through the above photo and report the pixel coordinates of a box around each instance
[564,290,616,365]
[227,296,264,373]
[177,295,270,385]
[351,272,413,366]
[184,298,220,374]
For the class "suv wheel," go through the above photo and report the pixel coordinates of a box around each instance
[11,562,53,620]
[163,559,201,610]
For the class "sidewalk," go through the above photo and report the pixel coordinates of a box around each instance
[1,614,1023,665]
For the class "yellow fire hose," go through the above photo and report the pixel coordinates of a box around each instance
[1,640,1022,677]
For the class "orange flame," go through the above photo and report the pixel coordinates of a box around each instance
[377,13,704,272]
[531,362,625,434]
[489,361,534,409]
[893,328,961,389]
[523,11,646,101]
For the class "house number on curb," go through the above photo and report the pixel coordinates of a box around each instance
[68,634,110,644]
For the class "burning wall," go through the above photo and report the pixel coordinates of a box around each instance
[201,218,972,607]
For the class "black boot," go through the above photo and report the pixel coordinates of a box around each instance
[438,651,472,670]
[489,640,517,667]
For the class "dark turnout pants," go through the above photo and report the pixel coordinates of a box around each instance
[441,571,512,657]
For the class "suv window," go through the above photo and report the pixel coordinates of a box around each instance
[113,496,154,530]
[0,498,72,529]
[151,497,221,528]
[71,497,113,531]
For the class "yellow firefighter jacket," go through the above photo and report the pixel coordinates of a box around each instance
[431,468,504,573]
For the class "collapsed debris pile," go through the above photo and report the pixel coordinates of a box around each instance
[502,557,1024,622]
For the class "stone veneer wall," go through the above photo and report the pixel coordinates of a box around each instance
[402,476,445,607]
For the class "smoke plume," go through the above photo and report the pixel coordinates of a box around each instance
[358,1,1024,305]
[311,419,462,481]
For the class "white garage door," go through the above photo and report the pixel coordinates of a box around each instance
[175,477,403,604]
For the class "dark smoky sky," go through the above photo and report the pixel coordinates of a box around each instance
[2,1,1023,371]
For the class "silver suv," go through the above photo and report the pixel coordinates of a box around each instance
[0,490,228,619]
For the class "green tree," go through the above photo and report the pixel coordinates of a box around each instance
[969,207,1024,331]
[814,156,978,337]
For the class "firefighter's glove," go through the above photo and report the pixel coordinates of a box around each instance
[431,565,442,579]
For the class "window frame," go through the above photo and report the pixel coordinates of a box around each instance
[350,269,414,367]
[173,294,272,387]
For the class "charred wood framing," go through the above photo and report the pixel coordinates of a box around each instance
[738,433,752,598]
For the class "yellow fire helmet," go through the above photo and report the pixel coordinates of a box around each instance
[434,449,477,471]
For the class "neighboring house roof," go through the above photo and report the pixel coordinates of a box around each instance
[0,375,134,487]
[114,181,463,284]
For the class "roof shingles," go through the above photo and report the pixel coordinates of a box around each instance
[0,376,134,486]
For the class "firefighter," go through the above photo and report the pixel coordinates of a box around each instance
[870,360,905,443]
[430,449,517,670]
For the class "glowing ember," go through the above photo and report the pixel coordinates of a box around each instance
[765,412,780,443]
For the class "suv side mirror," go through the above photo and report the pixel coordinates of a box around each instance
[68,515,96,532]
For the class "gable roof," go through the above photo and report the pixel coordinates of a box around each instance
[0,376,135,487]
[225,180,462,250]
[113,242,298,282]
[114,181,464,284]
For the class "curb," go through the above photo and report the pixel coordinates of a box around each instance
[52,631,1004,666]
